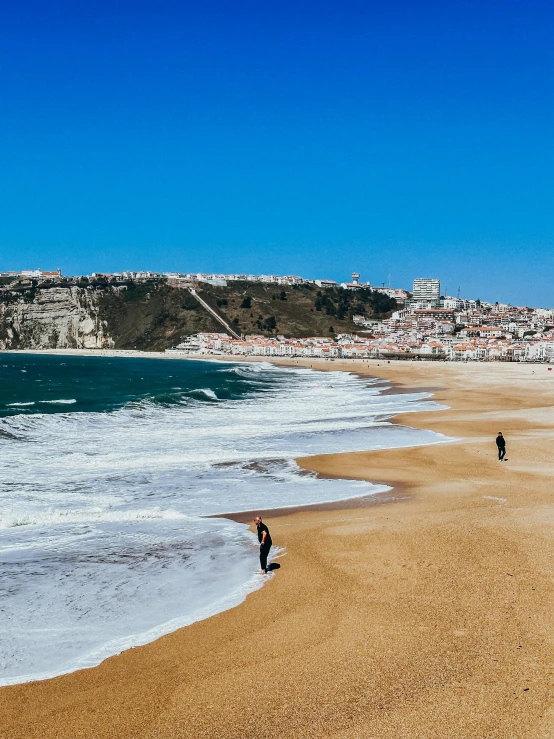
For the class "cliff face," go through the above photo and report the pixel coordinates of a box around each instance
[0,282,222,351]
[0,280,397,351]
[0,286,113,350]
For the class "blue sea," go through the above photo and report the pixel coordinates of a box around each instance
[0,354,447,685]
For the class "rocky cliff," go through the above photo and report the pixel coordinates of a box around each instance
[0,281,221,351]
[0,285,113,350]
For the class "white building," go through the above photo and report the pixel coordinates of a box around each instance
[314,279,338,288]
[340,282,362,290]
[20,269,62,280]
[412,278,440,304]
[440,297,464,310]
[544,343,554,363]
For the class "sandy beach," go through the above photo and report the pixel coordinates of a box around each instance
[2,358,554,738]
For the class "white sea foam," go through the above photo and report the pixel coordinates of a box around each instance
[6,402,35,407]
[39,398,77,405]
[0,363,449,685]
[1,506,189,529]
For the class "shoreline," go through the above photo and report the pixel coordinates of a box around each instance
[215,490,411,524]
[2,359,554,736]
[0,351,439,688]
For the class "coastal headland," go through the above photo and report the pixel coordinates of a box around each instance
[2,357,554,738]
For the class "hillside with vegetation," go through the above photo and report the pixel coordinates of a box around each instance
[197,281,396,340]
[0,279,397,351]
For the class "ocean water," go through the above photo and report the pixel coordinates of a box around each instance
[0,354,448,685]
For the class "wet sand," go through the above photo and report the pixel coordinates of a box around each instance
[2,360,554,738]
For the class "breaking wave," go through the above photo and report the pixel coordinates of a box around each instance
[0,356,449,686]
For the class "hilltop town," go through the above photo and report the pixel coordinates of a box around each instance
[0,269,552,361]
[167,275,554,363]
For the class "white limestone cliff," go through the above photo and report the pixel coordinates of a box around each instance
[0,287,114,349]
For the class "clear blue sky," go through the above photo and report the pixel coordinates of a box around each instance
[0,0,552,305]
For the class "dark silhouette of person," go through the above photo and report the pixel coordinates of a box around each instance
[254,516,272,574]
[496,432,506,461]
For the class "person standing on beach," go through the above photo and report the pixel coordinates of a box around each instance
[496,432,507,461]
[254,516,272,574]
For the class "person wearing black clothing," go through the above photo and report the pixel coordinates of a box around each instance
[496,431,506,461]
[254,516,272,574]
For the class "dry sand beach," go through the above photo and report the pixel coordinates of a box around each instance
[2,358,554,738]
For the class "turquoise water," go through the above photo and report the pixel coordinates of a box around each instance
[0,353,259,416]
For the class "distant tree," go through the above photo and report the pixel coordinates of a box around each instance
[264,316,277,331]
[279,290,287,300]
[314,298,323,311]
[368,291,397,316]
[216,298,228,307]
[329,325,335,334]
[240,296,252,309]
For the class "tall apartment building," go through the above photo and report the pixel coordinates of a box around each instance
[412,278,440,304]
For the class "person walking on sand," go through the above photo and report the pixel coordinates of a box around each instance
[254,516,272,574]
[496,431,507,461]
